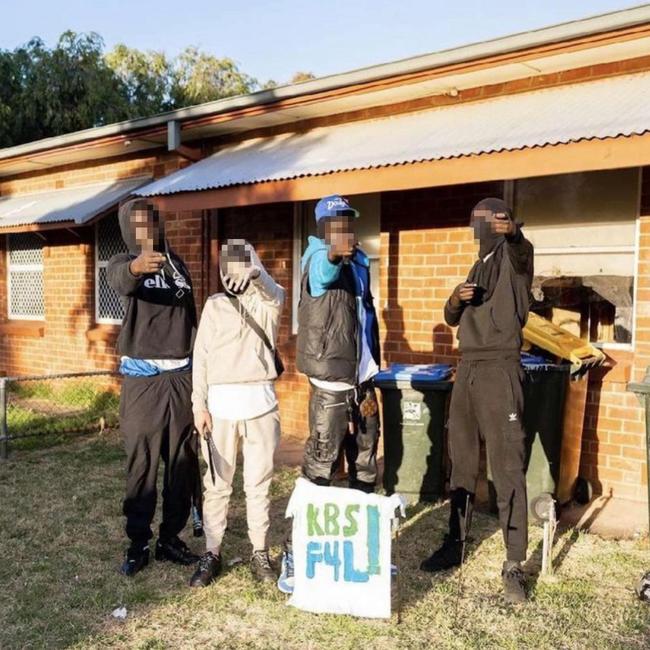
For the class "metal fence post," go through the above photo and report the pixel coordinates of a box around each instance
[0,379,8,460]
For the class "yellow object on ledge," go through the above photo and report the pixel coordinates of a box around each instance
[523,312,606,374]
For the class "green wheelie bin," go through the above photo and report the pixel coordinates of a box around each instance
[375,364,453,505]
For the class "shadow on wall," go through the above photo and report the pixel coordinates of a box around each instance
[381,223,458,367]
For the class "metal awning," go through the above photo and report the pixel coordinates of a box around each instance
[0,178,149,230]
[136,72,650,198]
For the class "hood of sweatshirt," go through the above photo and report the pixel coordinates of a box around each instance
[118,200,165,255]
[470,197,514,260]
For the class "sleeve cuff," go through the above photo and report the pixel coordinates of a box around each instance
[505,225,523,243]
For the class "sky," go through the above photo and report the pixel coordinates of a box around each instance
[0,1,644,84]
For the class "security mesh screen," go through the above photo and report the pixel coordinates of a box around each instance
[97,214,127,262]
[8,233,44,266]
[8,233,45,319]
[96,214,127,322]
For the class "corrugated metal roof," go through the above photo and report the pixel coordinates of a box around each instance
[136,72,650,197]
[0,178,148,228]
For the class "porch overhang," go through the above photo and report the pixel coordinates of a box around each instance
[147,132,650,211]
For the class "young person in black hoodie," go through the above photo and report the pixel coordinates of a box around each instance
[420,198,534,604]
[109,199,199,576]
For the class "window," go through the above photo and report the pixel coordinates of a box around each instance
[292,193,381,333]
[515,169,640,347]
[96,213,128,324]
[7,233,45,320]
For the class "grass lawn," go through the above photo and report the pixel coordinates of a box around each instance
[6,378,119,445]
[0,431,649,650]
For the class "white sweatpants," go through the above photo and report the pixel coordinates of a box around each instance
[200,408,280,553]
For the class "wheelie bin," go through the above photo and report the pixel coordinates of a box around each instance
[375,364,453,504]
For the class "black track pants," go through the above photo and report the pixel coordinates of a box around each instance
[447,359,528,562]
[302,382,379,489]
[120,370,196,546]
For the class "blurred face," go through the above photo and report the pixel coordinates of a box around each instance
[324,216,355,251]
[220,239,254,293]
[130,207,159,251]
[471,208,509,240]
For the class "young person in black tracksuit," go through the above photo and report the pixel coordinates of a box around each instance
[420,197,534,604]
[109,198,200,576]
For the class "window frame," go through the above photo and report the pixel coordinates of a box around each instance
[95,215,127,325]
[6,233,45,322]
[514,170,640,352]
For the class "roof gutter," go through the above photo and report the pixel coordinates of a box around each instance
[1,4,650,163]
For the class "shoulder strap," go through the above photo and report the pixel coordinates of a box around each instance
[227,295,275,353]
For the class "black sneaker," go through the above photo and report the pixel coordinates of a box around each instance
[120,544,150,577]
[250,549,276,583]
[502,561,527,604]
[420,535,463,572]
[155,536,199,566]
[190,552,222,588]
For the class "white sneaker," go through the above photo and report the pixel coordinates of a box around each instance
[277,546,294,594]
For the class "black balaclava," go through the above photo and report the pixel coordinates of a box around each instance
[466,197,515,304]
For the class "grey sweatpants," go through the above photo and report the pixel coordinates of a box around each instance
[200,408,281,553]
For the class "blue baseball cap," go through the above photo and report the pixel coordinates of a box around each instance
[314,195,359,223]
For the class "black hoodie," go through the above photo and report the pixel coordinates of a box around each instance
[107,208,197,360]
[444,198,534,360]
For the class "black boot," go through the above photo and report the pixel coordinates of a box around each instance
[502,561,527,604]
[420,535,463,572]
[120,544,150,577]
[189,552,222,588]
[250,550,276,583]
[155,536,199,565]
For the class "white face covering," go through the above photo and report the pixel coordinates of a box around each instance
[219,240,263,295]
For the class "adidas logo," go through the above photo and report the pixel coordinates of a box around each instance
[508,413,518,422]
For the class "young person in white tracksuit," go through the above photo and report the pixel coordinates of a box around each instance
[189,239,285,587]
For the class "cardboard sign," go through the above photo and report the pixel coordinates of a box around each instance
[285,477,405,619]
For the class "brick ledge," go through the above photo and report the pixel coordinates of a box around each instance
[0,320,45,337]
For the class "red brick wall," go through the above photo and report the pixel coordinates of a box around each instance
[379,182,504,367]
[0,228,108,376]
[0,150,184,197]
[0,152,193,378]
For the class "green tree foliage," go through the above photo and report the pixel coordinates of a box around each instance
[170,47,258,106]
[105,44,173,116]
[290,71,316,83]
[0,32,128,147]
[0,31,315,148]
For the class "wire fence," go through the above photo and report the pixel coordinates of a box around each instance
[0,371,121,459]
